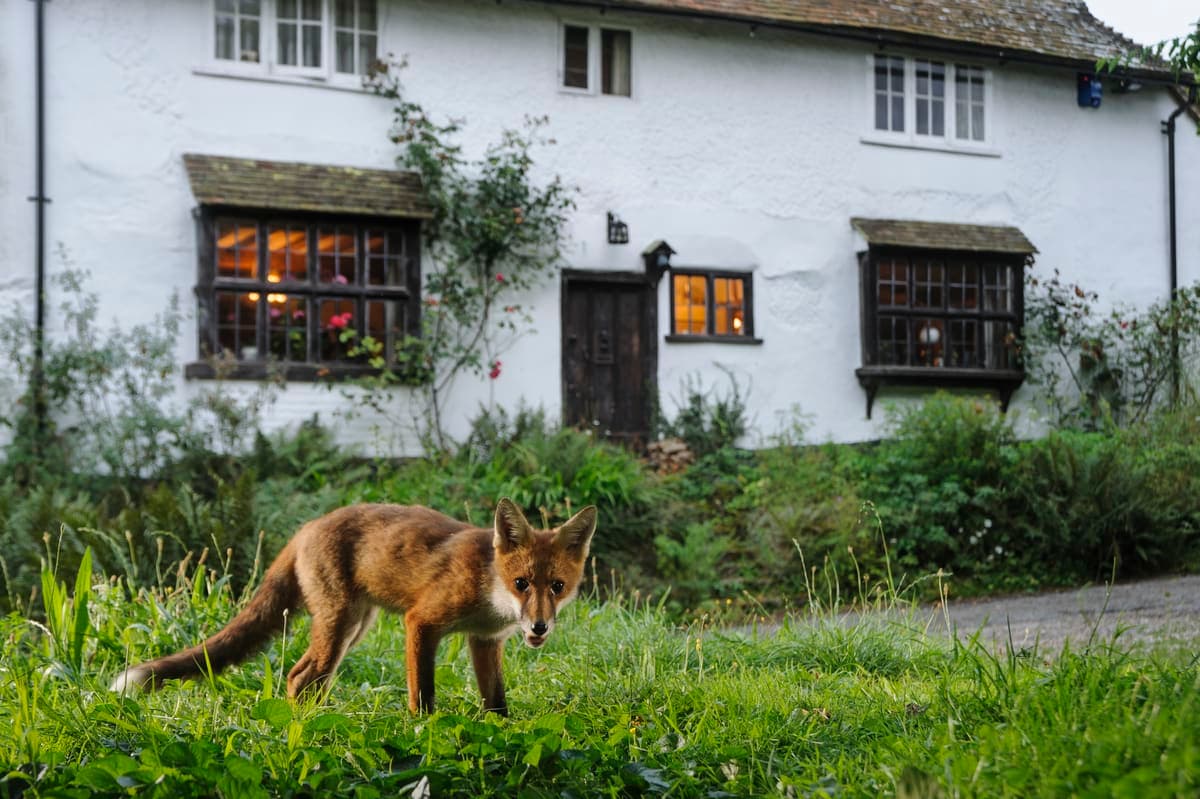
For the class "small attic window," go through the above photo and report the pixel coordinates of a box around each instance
[560,23,632,97]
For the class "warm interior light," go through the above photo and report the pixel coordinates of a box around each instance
[267,293,287,304]
[732,313,744,332]
[268,273,281,284]
[247,292,260,302]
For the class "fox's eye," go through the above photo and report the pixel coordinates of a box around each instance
[514,577,530,592]
[551,580,565,595]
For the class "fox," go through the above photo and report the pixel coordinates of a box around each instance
[110,498,597,716]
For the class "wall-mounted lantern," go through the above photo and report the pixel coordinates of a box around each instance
[607,212,629,244]
[641,239,675,286]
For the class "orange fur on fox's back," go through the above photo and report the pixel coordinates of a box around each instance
[111,500,597,716]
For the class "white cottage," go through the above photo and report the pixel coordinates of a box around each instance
[1,0,1197,452]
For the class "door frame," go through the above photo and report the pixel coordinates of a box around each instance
[560,269,659,441]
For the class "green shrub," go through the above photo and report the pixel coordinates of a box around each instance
[855,394,1017,581]
[655,369,749,457]
[366,406,667,585]
[737,443,877,602]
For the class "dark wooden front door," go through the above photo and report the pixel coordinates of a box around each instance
[562,274,656,444]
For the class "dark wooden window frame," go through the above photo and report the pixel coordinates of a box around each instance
[856,246,1027,417]
[186,206,422,382]
[665,268,762,344]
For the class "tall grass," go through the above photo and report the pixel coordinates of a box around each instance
[1,548,1197,797]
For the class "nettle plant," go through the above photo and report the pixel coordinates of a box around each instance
[360,58,575,451]
[1022,270,1200,428]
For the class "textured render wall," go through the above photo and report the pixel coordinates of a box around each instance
[1,0,1196,453]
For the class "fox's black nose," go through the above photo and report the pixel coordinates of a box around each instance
[532,621,548,636]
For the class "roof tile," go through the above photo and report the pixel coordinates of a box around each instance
[183,154,432,219]
[851,217,1038,253]
[580,0,1156,69]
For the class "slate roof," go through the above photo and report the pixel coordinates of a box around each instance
[182,154,432,219]
[851,217,1038,254]
[553,0,1170,76]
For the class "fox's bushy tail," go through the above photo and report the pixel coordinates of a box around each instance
[111,542,302,692]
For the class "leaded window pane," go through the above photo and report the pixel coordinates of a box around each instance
[318,227,357,284]
[216,220,258,279]
[673,273,707,334]
[216,291,260,359]
[268,296,308,362]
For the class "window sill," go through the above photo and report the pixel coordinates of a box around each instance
[860,134,1001,158]
[855,365,1023,418]
[185,361,423,384]
[665,334,763,345]
[192,63,370,94]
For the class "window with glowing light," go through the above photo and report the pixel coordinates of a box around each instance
[668,270,755,341]
[861,249,1022,372]
[194,213,420,379]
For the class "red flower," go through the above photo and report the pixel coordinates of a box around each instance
[495,273,505,283]
[488,359,502,380]
[425,297,440,306]
[328,311,353,330]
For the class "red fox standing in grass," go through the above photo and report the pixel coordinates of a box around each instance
[110,498,597,716]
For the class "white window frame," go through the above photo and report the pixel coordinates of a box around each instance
[201,0,380,89]
[273,0,327,79]
[862,54,998,156]
[332,0,379,76]
[557,21,634,98]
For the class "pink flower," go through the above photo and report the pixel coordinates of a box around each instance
[269,307,282,319]
[488,359,502,380]
[292,309,306,320]
[328,311,352,330]
[425,297,440,307]
[495,273,505,283]
[333,274,349,285]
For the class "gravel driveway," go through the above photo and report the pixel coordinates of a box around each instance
[924,573,1200,653]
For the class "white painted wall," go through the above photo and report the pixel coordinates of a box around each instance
[2,0,1196,453]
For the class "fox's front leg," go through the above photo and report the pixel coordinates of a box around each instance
[468,635,507,716]
[405,613,441,714]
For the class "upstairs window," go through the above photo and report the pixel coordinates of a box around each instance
[215,0,262,63]
[334,0,378,75]
[276,0,324,72]
[211,0,378,79]
[874,55,905,132]
[560,23,632,97]
[869,55,992,149]
[667,270,759,343]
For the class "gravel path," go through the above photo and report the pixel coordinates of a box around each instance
[921,573,1200,652]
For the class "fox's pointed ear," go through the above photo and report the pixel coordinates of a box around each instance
[554,505,597,559]
[494,498,532,553]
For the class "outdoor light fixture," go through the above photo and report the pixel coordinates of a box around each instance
[1112,77,1143,93]
[641,239,676,286]
[607,212,629,244]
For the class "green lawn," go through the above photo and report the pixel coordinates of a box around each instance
[3,554,1198,797]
